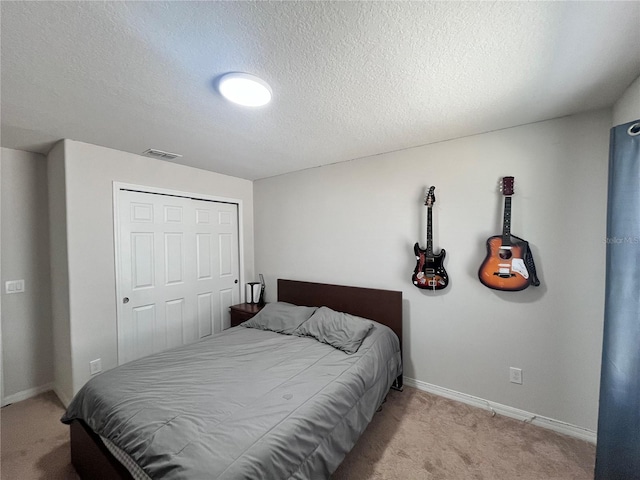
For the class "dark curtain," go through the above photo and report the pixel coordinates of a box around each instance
[595,119,640,480]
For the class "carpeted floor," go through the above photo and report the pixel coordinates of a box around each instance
[1,387,595,479]
[332,388,595,479]
[1,391,78,479]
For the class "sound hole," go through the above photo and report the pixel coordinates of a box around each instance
[499,248,512,260]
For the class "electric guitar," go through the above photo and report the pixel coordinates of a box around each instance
[478,176,531,291]
[412,186,449,290]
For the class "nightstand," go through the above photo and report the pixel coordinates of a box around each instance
[229,303,265,328]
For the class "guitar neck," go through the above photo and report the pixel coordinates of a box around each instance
[502,197,512,246]
[426,206,433,255]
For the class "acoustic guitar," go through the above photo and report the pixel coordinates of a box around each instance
[412,186,449,290]
[478,176,531,291]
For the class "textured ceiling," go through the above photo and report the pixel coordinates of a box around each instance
[2,1,639,180]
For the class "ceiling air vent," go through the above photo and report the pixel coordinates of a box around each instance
[142,148,183,160]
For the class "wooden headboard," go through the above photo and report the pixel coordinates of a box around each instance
[277,279,403,352]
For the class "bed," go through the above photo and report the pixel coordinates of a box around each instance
[62,279,403,479]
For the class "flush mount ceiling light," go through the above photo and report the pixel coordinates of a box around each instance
[217,72,272,107]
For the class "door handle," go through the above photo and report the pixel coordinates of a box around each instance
[234,279,238,284]
[123,297,130,304]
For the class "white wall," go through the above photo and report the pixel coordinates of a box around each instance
[255,109,611,431]
[47,141,73,405]
[1,148,53,401]
[612,75,640,126]
[52,140,254,401]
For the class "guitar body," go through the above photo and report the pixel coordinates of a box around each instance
[478,236,530,291]
[413,242,449,290]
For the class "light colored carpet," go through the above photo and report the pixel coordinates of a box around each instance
[333,388,595,479]
[1,387,595,479]
[1,391,78,479]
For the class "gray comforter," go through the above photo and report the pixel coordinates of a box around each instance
[62,323,401,479]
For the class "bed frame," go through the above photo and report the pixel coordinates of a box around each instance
[69,279,403,479]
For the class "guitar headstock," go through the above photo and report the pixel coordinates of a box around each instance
[500,176,515,196]
[424,186,436,207]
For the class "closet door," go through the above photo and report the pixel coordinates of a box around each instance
[116,189,240,364]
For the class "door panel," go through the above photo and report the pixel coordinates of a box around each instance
[132,233,154,289]
[164,205,183,223]
[131,202,153,222]
[165,298,184,349]
[197,292,213,338]
[164,233,184,285]
[219,288,234,331]
[117,189,240,364]
[196,234,212,279]
[219,233,233,276]
[133,304,155,359]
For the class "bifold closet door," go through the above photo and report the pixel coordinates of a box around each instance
[116,189,240,364]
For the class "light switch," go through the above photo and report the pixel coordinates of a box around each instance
[5,280,25,294]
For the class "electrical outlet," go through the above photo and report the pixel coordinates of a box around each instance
[89,358,102,375]
[510,367,523,384]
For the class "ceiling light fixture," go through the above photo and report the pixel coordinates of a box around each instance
[217,72,272,107]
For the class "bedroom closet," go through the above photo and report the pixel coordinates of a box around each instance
[115,186,241,364]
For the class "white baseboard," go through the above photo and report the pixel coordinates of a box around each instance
[403,377,597,444]
[1,382,53,407]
